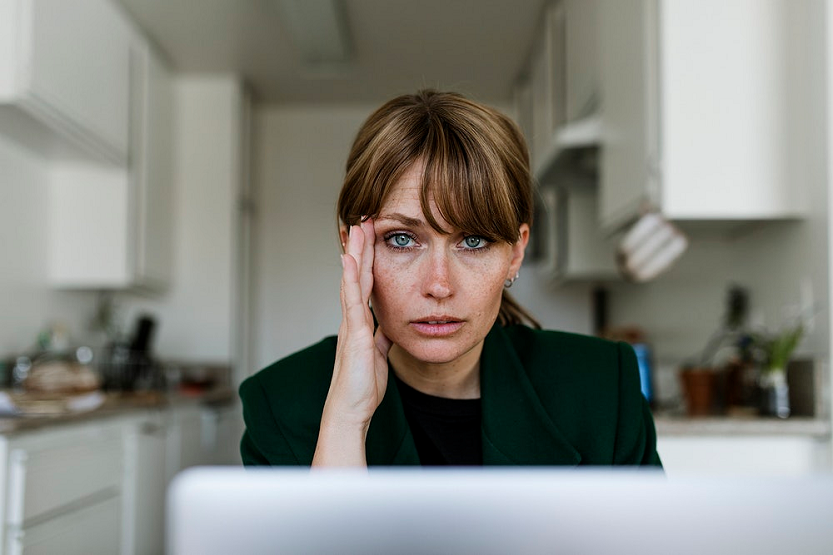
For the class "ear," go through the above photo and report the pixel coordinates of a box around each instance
[339,225,350,253]
[507,223,530,278]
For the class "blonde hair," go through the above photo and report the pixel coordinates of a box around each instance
[337,90,539,328]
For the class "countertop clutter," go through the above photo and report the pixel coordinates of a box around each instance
[0,386,236,436]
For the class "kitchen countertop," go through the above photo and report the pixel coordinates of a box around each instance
[2,388,826,439]
[0,387,236,436]
[654,414,831,438]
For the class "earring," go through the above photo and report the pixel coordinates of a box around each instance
[504,272,519,288]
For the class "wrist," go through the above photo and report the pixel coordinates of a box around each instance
[319,406,372,438]
[313,412,370,467]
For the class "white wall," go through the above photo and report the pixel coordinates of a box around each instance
[251,105,368,370]
[250,104,593,372]
[119,76,245,365]
[0,133,97,357]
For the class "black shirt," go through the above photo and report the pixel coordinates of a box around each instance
[394,376,483,466]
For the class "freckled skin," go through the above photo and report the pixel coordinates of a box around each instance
[368,165,528,394]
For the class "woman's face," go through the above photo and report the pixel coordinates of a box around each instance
[367,164,529,367]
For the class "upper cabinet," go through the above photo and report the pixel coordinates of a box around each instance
[521,0,602,180]
[49,39,174,290]
[598,0,812,231]
[129,40,175,288]
[0,0,175,290]
[0,0,132,164]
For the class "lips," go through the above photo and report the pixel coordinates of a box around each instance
[410,316,464,337]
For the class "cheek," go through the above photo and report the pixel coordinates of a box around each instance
[467,265,508,313]
[370,250,410,314]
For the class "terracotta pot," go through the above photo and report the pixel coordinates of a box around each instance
[680,367,716,417]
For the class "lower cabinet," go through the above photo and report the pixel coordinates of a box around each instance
[657,434,832,477]
[15,496,121,555]
[1,420,124,555]
[0,401,241,555]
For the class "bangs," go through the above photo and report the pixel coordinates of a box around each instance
[338,90,532,245]
[418,117,522,243]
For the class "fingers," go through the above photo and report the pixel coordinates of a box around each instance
[359,219,375,300]
[340,252,366,329]
[345,222,365,269]
[343,219,375,303]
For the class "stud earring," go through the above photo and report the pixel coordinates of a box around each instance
[504,272,519,288]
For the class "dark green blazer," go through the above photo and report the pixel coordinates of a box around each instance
[239,323,662,467]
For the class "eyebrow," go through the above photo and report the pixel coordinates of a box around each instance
[376,213,424,227]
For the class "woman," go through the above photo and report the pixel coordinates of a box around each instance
[240,90,661,467]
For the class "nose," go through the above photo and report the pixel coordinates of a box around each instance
[422,249,453,299]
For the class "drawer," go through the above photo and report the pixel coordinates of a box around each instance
[8,495,121,555]
[8,432,122,525]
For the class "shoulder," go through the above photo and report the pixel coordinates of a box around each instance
[240,335,338,400]
[501,324,630,377]
[238,336,338,461]
[498,324,638,413]
[497,325,656,465]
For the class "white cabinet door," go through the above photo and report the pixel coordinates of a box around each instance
[564,0,599,121]
[130,43,174,289]
[203,404,244,466]
[657,435,830,477]
[48,40,173,290]
[3,422,124,555]
[0,0,132,164]
[598,0,812,230]
[122,416,168,555]
[166,407,206,479]
[598,0,657,231]
[13,496,121,555]
[659,0,806,220]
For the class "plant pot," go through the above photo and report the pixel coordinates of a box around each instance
[759,370,790,419]
[680,367,716,417]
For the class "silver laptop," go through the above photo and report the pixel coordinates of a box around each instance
[168,467,833,555]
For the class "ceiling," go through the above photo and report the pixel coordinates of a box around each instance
[116,0,547,105]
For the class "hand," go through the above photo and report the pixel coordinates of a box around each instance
[314,218,392,466]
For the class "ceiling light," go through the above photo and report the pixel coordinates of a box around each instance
[275,0,352,67]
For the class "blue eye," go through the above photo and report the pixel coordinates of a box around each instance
[462,236,487,249]
[386,233,416,249]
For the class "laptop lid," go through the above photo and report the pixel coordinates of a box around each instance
[168,467,833,555]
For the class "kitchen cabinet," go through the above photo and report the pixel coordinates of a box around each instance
[520,0,602,180]
[657,434,831,478]
[122,412,167,555]
[563,0,599,123]
[536,159,618,284]
[128,40,175,289]
[598,0,811,231]
[0,0,132,164]
[0,420,125,554]
[0,0,174,290]
[48,39,174,290]
[0,398,239,554]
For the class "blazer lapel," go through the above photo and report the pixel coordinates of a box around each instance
[480,324,582,466]
[365,325,581,466]
[365,366,420,466]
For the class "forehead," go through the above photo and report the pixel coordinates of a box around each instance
[379,165,423,214]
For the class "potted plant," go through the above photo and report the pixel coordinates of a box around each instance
[755,323,804,419]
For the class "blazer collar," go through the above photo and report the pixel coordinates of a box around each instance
[365,324,581,466]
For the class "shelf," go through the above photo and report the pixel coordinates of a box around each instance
[533,114,601,182]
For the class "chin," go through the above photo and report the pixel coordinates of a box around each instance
[394,336,480,366]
